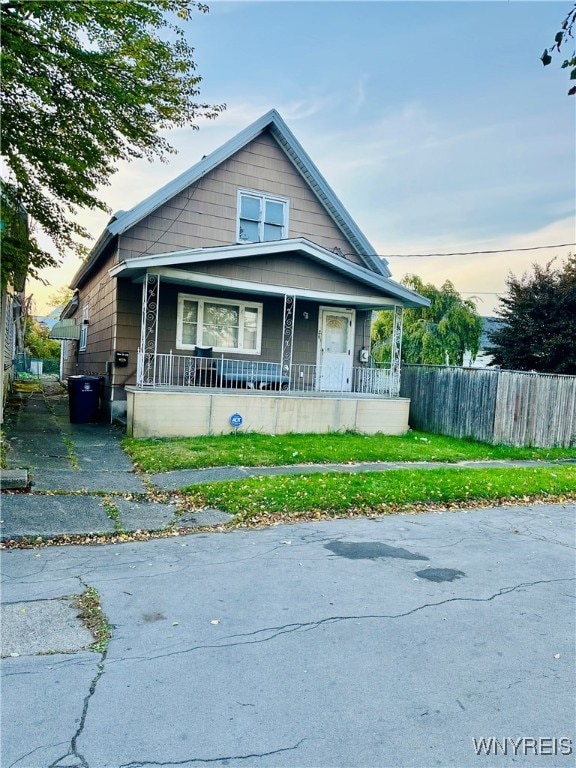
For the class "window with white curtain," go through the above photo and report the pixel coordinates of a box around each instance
[177,294,263,354]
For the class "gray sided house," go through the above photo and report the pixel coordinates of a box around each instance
[55,110,428,437]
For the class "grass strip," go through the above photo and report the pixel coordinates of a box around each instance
[180,466,576,521]
[0,429,8,468]
[123,431,575,473]
[102,497,124,533]
[61,434,80,470]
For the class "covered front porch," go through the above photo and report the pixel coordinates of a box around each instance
[112,239,426,437]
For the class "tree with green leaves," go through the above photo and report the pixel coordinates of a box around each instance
[24,317,61,361]
[0,0,224,289]
[0,181,47,291]
[488,256,576,374]
[372,276,483,366]
[47,286,75,312]
[541,2,576,95]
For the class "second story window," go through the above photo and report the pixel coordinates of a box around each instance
[237,190,288,244]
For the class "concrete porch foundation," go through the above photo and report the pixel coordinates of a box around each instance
[125,387,410,438]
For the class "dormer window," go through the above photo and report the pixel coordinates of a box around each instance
[237,190,288,244]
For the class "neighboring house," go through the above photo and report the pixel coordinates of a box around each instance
[35,306,64,333]
[1,185,29,422]
[0,287,19,421]
[53,109,429,437]
[463,317,502,368]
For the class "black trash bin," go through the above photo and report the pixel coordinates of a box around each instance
[67,375,101,424]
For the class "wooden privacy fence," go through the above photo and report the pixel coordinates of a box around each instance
[400,365,576,447]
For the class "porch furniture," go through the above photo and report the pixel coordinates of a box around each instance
[193,346,216,386]
[214,359,290,390]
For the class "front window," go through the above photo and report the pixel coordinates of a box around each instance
[177,294,263,354]
[237,190,288,244]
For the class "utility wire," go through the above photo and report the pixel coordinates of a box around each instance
[366,242,576,259]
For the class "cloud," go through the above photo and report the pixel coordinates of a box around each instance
[350,74,368,115]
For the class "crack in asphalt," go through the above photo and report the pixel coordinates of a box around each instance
[117,738,307,767]
[508,523,574,549]
[46,577,108,768]
[47,653,107,768]
[1,543,314,587]
[116,577,574,664]
[7,741,70,768]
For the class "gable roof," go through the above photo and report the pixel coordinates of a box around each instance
[74,110,390,288]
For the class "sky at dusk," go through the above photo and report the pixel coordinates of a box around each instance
[30,1,575,316]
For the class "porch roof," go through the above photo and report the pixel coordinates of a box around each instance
[110,238,429,309]
[49,319,81,340]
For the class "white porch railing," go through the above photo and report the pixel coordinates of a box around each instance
[137,351,401,397]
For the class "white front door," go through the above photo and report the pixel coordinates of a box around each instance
[317,307,355,391]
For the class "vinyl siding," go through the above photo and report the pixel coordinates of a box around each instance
[118,131,363,265]
[172,255,379,298]
[113,280,142,392]
[70,252,118,402]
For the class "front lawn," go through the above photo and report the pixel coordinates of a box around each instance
[123,430,575,473]
[179,466,576,523]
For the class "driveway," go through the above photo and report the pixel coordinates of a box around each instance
[1,502,574,767]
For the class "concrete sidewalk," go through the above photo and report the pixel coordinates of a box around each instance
[1,385,230,541]
[148,457,576,490]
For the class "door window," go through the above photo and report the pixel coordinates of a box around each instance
[324,314,349,354]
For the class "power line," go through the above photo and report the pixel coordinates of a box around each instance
[367,242,576,259]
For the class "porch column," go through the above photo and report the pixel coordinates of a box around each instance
[391,305,404,396]
[281,294,296,390]
[138,273,161,386]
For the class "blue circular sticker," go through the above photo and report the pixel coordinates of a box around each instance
[230,413,243,428]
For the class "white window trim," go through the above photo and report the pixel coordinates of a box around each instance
[79,325,88,352]
[79,306,89,351]
[176,293,263,355]
[236,188,289,244]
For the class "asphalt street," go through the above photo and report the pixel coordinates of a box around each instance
[1,502,574,768]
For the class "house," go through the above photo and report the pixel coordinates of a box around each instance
[35,306,64,333]
[1,184,30,422]
[1,287,18,421]
[463,317,502,368]
[54,109,429,437]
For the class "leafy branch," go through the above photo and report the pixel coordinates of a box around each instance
[0,0,225,288]
[541,3,576,95]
